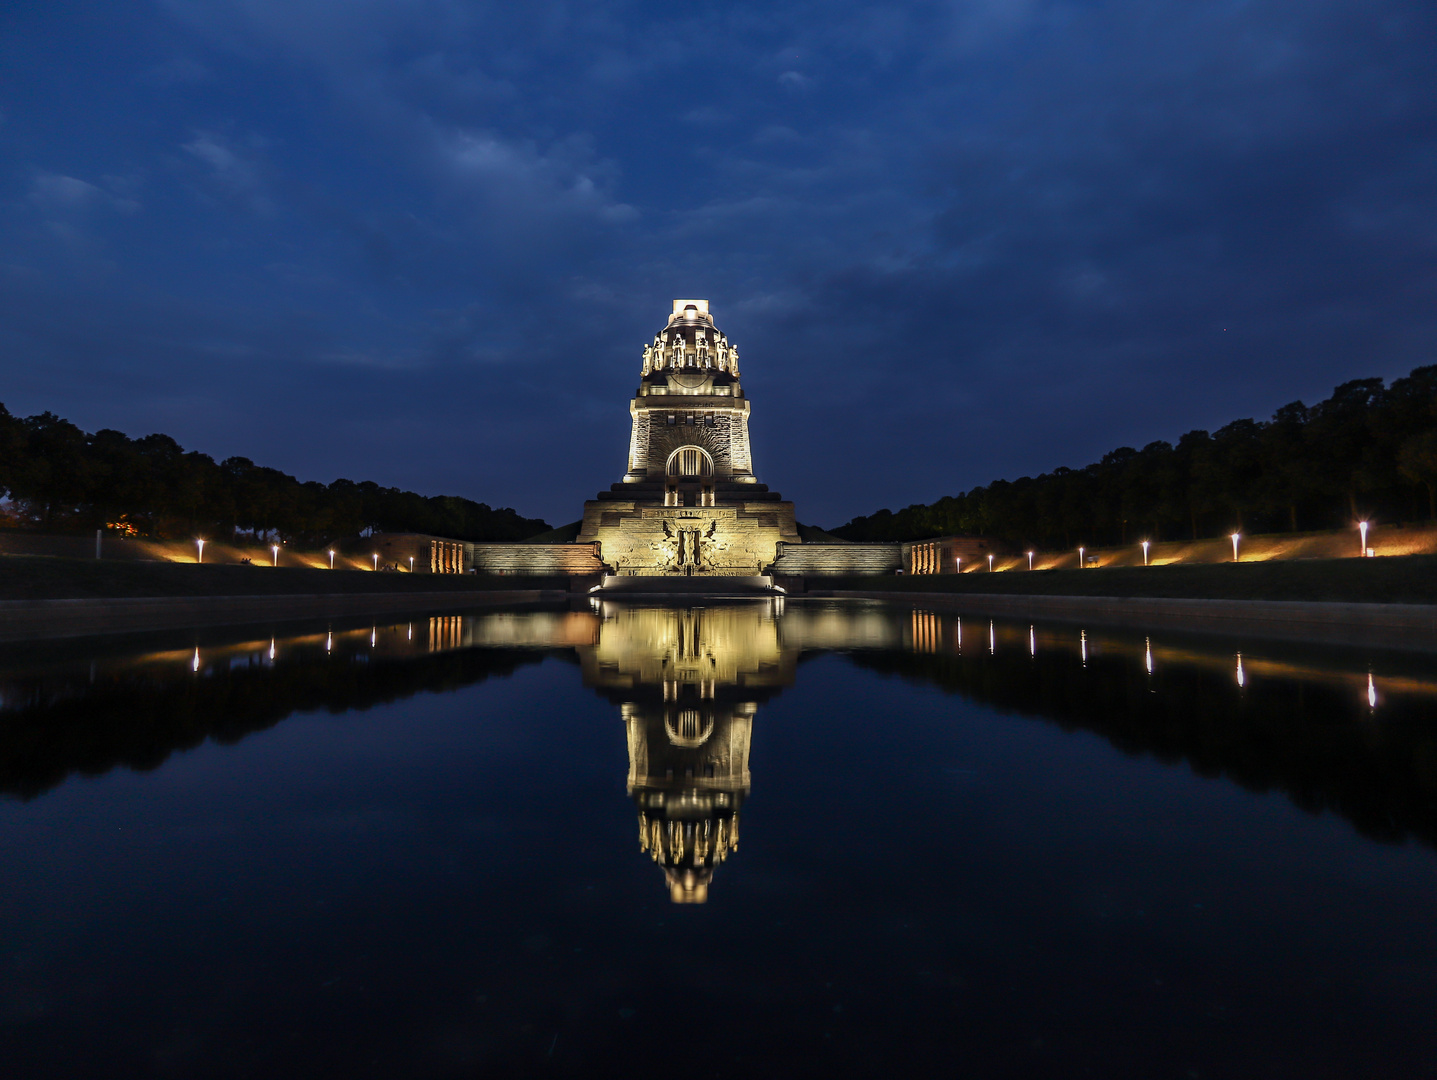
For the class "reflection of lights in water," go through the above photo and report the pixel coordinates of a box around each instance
[989,621,995,655]
[1368,673,1377,709]
[1145,637,1153,674]
[1029,625,1036,656]
[1236,653,1245,687]
[955,617,962,652]
[192,648,200,672]
[1080,630,1087,666]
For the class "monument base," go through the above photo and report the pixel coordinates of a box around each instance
[589,574,784,598]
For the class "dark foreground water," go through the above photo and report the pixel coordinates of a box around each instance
[2,599,1435,1078]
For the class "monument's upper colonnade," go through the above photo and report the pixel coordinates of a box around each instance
[639,299,740,379]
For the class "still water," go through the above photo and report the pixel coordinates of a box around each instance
[2,599,1435,1078]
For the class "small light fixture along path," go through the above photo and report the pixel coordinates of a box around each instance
[1236,652,1245,688]
[409,556,415,572]
[271,544,279,567]
[1359,520,1369,556]
[1027,550,1034,570]
[1078,546,1085,568]
[988,554,994,571]
[1368,673,1377,710]
[329,549,335,569]
[373,553,379,571]
[1141,540,1149,566]
[196,538,204,564]
[1230,533,1241,561]
[955,557,961,574]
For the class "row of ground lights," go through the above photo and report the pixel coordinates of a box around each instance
[193,541,418,570]
[953,521,1381,572]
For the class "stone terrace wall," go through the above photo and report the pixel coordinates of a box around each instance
[768,542,901,576]
[467,542,607,576]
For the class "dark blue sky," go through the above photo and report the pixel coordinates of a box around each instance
[2,0,1433,527]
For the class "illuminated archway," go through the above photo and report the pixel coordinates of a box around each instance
[666,446,714,479]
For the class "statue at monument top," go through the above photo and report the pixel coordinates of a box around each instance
[640,299,736,376]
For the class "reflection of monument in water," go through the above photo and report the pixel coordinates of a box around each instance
[463,600,899,902]
[581,601,796,902]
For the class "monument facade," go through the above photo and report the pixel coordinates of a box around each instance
[576,300,800,576]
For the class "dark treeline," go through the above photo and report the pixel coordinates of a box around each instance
[0,641,547,800]
[853,640,1437,851]
[833,367,1437,545]
[0,405,548,543]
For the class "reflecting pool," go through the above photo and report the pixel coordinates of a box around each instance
[3,599,1436,1077]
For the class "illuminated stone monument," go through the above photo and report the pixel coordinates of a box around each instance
[577,300,800,576]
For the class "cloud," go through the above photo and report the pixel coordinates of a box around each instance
[182,133,274,216]
[437,129,638,235]
[28,173,140,215]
